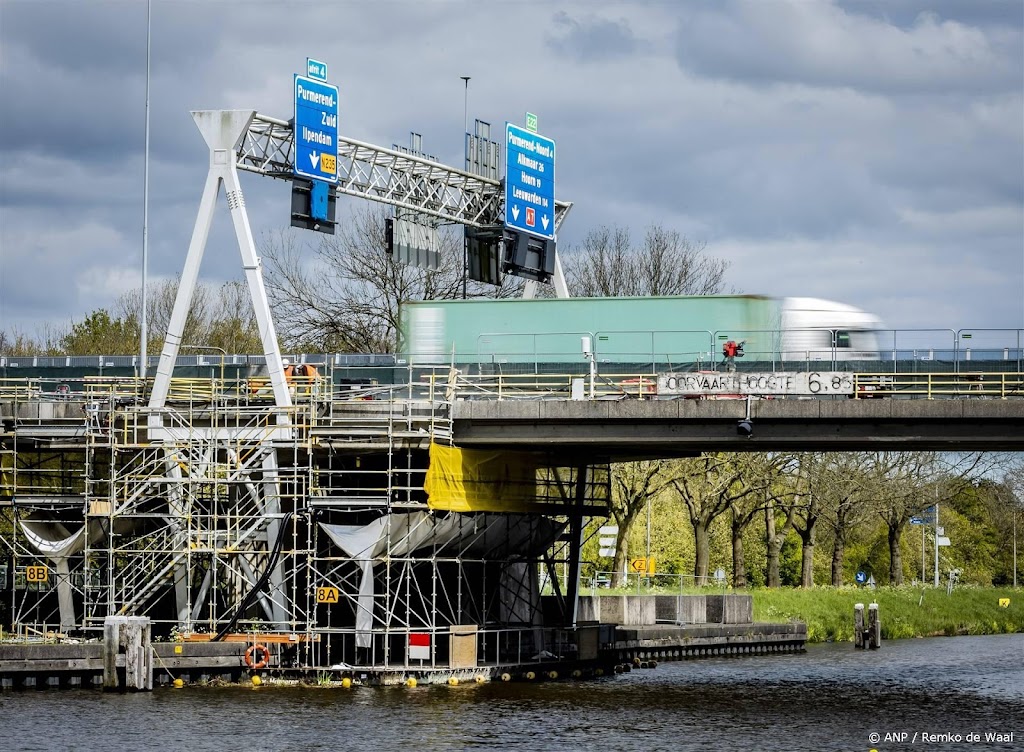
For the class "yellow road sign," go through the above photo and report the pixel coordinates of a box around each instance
[316,587,339,604]
[630,558,655,575]
[999,598,1010,608]
[26,565,48,583]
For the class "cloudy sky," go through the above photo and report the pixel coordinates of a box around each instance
[1,0,1021,341]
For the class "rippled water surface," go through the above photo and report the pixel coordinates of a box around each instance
[0,634,1020,751]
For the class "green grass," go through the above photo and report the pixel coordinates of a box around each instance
[580,583,1024,643]
[750,585,1024,643]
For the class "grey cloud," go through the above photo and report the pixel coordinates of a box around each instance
[674,0,1022,95]
[546,11,638,62]
[0,1,1020,337]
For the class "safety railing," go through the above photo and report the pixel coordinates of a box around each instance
[851,371,1024,399]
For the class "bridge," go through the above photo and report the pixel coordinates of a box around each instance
[2,101,1022,682]
[451,392,1024,456]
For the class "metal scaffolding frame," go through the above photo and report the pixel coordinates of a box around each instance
[0,375,610,671]
[0,107,600,673]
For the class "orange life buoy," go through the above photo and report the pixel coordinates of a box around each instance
[245,643,270,669]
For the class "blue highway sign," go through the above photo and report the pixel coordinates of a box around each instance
[294,74,339,184]
[910,516,924,525]
[307,58,327,81]
[855,570,867,584]
[505,122,555,240]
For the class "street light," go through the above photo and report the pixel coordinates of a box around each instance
[460,76,470,300]
[140,0,152,380]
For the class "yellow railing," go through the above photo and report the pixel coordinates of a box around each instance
[851,372,1024,399]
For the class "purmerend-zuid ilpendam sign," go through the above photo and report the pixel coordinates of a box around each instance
[294,73,338,184]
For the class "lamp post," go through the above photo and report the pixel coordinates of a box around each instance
[460,76,470,300]
[460,76,470,135]
[140,0,152,380]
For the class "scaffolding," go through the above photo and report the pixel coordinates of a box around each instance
[0,371,610,671]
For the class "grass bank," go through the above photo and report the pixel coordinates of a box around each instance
[750,585,1024,643]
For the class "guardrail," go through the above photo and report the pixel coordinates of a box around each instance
[1,370,1022,406]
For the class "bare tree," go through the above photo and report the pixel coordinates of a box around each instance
[562,224,728,297]
[118,277,213,354]
[261,205,523,353]
[0,324,66,356]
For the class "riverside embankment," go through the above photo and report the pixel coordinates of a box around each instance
[751,585,1023,642]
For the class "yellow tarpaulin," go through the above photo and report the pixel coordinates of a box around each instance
[424,442,556,513]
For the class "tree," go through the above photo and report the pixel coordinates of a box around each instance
[672,454,753,584]
[261,206,522,353]
[728,453,790,588]
[764,459,802,587]
[62,310,136,355]
[562,224,728,297]
[606,460,676,587]
[816,453,876,586]
[791,455,823,588]
[119,277,213,355]
[870,452,987,585]
[0,325,66,356]
[203,280,264,354]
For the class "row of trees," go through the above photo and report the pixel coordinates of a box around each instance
[0,278,263,358]
[594,452,1022,588]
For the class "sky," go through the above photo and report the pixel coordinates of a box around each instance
[1,0,1022,341]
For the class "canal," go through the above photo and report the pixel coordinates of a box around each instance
[0,634,1020,751]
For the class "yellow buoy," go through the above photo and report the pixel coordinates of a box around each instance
[341,677,352,689]
[251,675,262,687]
[172,678,184,688]
[524,671,536,681]
[406,677,417,688]
[547,671,558,680]
[500,672,512,682]
[474,675,485,684]
[571,669,582,679]
[448,677,459,686]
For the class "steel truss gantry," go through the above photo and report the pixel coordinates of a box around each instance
[237,113,573,232]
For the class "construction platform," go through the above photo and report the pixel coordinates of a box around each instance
[0,618,806,690]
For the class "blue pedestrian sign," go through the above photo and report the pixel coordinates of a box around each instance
[294,74,339,184]
[855,570,867,584]
[505,122,555,240]
[910,516,924,525]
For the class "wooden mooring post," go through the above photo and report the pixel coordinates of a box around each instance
[854,603,881,650]
[102,616,154,691]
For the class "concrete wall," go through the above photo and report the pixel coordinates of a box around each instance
[655,594,707,624]
[575,594,751,626]
[576,595,657,625]
[705,594,754,624]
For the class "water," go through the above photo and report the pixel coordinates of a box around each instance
[0,635,1020,751]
